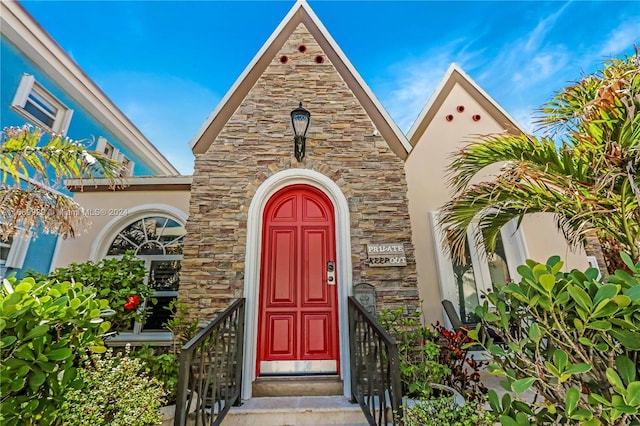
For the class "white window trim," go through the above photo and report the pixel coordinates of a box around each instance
[96,136,135,177]
[430,211,528,328]
[11,74,73,135]
[0,229,31,278]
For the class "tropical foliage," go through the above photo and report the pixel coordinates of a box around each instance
[472,255,640,425]
[28,251,150,332]
[402,396,497,426]
[378,307,450,398]
[131,300,200,404]
[60,347,164,426]
[438,52,640,273]
[431,321,488,401]
[0,125,122,240]
[0,276,111,425]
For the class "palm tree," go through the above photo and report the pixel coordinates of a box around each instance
[0,125,123,240]
[438,51,640,275]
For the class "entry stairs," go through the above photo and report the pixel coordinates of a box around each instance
[222,395,368,426]
[222,376,367,425]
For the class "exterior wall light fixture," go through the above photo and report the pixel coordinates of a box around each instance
[290,102,310,162]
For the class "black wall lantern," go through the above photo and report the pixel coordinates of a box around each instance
[290,102,310,162]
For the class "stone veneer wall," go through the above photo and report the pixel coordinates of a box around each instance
[180,24,419,318]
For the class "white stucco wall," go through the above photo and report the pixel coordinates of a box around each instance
[405,82,588,325]
[52,189,190,268]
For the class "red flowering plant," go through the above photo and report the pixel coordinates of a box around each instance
[124,294,140,310]
[31,251,153,332]
[431,321,488,402]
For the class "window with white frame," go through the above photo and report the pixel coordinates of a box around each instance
[105,215,185,332]
[0,231,31,279]
[96,137,135,177]
[12,74,73,135]
[430,212,527,325]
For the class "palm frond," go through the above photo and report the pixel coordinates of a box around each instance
[0,125,127,240]
[0,186,88,240]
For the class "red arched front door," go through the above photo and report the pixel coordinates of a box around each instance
[257,184,339,376]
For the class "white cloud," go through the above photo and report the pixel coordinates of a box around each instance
[374,3,581,137]
[597,19,640,58]
[373,39,484,133]
[510,107,537,134]
[523,2,572,52]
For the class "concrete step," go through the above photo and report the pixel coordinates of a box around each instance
[222,396,368,426]
[252,375,343,397]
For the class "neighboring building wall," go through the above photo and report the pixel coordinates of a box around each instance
[181,23,419,318]
[0,37,154,276]
[1,39,157,175]
[520,214,590,268]
[405,80,588,326]
[1,1,178,276]
[52,184,191,267]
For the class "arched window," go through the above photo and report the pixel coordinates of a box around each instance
[106,215,185,333]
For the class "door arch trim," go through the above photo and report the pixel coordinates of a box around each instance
[243,169,353,399]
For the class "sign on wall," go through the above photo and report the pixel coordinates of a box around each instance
[366,243,407,267]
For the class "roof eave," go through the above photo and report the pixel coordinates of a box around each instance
[1,1,180,175]
[407,63,527,148]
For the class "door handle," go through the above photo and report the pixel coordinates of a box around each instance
[327,261,335,285]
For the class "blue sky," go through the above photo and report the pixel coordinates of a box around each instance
[21,0,639,174]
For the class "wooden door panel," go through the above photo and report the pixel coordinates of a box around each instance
[272,196,296,221]
[266,313,295,359]
[302,228,328,304]
[269,229,296,305]
[302,313,332,358]
[258,185,339,375]
[302,194,327,221]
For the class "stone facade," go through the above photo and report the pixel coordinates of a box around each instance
[180,24,419,318]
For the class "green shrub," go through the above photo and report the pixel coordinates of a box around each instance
[473,254,640,425]
[131,346,179,404]
[131,300,199,404]
[379,307,450,398]
[402,396,496,426]
[60,347,165,425]
[0,276,111,425]
[33,250,150,331]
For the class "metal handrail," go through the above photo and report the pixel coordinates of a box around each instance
[175,298,246,426]
[348,297,402,426]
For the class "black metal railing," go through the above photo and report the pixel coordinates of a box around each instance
[348,297,402,426]
[175,298,246,426]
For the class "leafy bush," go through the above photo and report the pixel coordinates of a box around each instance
[472,254,640,425]
[131,300,199,404]
[60,347,165,425]
[379,307,450,398]
[32,251,150,331]
[0,276,111,425]
[131,346,179,404]
[402,396,496,426]
[432,321,488,401]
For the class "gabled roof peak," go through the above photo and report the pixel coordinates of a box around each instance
[406,63,525,146]
[190,0,411,159]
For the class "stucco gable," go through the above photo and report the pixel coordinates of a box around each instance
[407,63,525,149]
[190,0,410,159]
